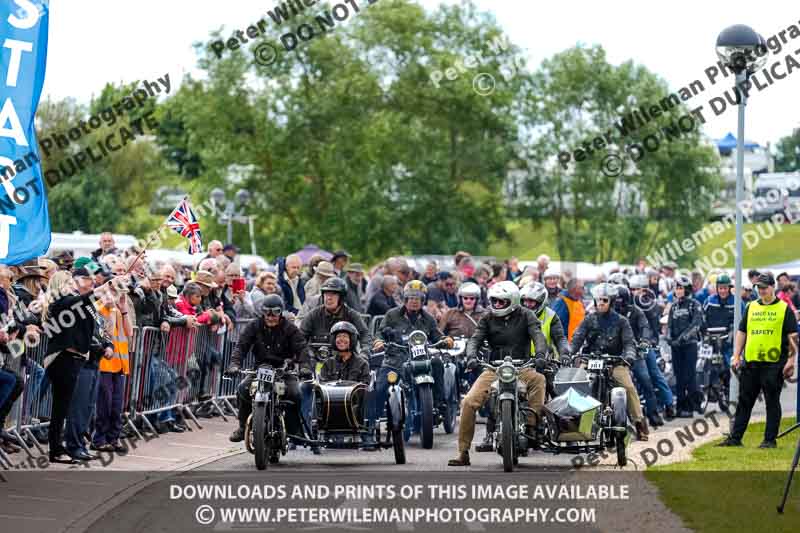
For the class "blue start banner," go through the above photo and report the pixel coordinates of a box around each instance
[0,0,49,264]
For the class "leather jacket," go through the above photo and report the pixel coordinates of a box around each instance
[667,297,704,345]
[319,353,370,384]
[378,306,444,369]
[231,316,309,371]
[570,311,636,360]
[299,304,373,354]
[466,306,547,361]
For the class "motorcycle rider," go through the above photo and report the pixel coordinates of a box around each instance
[667,274,705,417]
[614,286,664,427]
[438,282,487,338]
[520,282,569,358]
[569,283,649,441]
[630,273,675,420]
[471,281,569,454]
[226,295,310,443]
[703,274,741,373]
[300,277,373,353]
[448,281,548,466]
[319,321,370,384]
[368,281,454,446]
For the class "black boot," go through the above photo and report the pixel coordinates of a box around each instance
[229,426,245,442]
[475,433,493,452]
[664,406,676,421]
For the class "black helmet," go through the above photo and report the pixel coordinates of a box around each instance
[320,277,347,296]
[260,294,284,317]
[330,321,358,351]
[614,286,632,314]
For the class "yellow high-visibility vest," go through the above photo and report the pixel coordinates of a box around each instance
[744,299,787,363]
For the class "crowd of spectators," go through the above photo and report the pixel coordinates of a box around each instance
[1,232,798,462]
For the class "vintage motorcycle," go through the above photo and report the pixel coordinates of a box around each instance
[542,352,630,467]
[375,329,448,449]
[480,356,541,472]
[697,326,731,414]
[305,346,407,464]
[225,363,294,470]
[429,336,466,434]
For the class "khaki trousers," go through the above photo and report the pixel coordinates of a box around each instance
[612,365,643,422]
[457,368,545,453]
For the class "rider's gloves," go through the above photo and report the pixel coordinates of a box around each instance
[224,365,240,376]
[466,358,479,371]
[444,336,455,349]
[534,357,546,372]
[299,368,314,380]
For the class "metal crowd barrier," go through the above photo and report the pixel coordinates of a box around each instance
[1,319,259,468]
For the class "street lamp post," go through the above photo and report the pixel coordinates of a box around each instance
[210,187,256,254]
[714,24,767,413]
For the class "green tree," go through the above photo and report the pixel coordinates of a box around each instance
[515,45,721,264]
[774,129,800,172]
[154,0,523,262]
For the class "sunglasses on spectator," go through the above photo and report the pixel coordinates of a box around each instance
[444,282,456,288]
[263,307,283,317]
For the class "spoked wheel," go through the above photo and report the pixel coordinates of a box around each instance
[244,414,254,454]
[392,429,406,464]
[418,385,434,449]
[253,403,271,470]
[501,400,514,473]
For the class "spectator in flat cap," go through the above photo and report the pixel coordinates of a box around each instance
[344,263,365,313]
[223,244,239,262]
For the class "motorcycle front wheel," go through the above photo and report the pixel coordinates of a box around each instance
[501,399,514,473]
[419,384,435,449]
[253,403,271,470]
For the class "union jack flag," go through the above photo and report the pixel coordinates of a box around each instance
[166,197,202,254]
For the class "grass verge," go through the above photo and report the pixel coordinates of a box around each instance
[646,417,800,532]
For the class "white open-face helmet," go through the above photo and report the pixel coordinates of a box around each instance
[590,282,618,306]
[487,280,520,317]
[629,274,648,289]
[520,282,548,314]
[457,282,481,306]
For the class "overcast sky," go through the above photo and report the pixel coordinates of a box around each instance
[41,0,800,147]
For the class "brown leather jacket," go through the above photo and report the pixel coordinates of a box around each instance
[438,306,487,338]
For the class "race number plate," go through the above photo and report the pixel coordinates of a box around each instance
[699,344,713,359]
[411,345,426,357]
[257,367,275,383]
[587,359,604,370]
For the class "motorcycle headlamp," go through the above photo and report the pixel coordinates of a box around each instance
[387,371,399,384]
[498,365,515,383]
[409,330,427,346]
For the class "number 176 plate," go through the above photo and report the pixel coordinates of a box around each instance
[257,367,275,383]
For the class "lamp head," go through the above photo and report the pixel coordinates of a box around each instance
[210,187,225,206]
[235,188,251,206]
[716,25,767,73]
